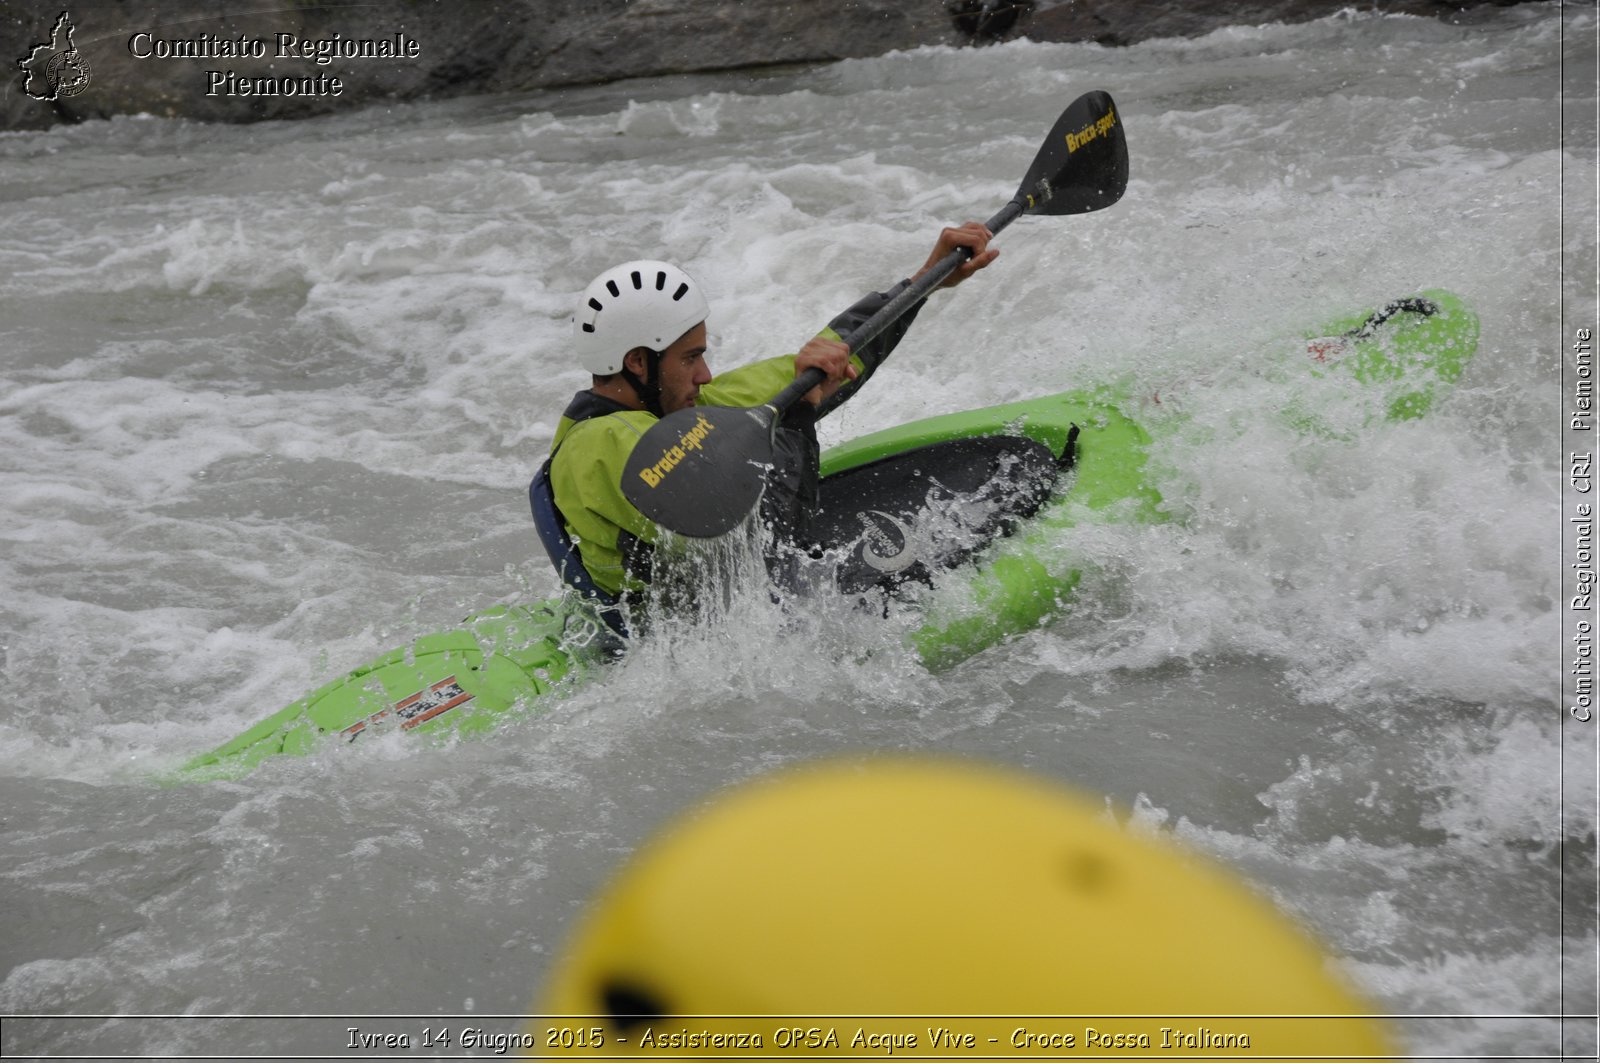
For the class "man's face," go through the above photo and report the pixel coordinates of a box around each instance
[633,322,710,415]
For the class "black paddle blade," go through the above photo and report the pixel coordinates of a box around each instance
[1016,90,1128,216]
[621,405,776,538]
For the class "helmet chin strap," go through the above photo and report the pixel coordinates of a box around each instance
[619,349,664,418]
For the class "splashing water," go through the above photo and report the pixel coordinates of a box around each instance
[0,5,1593,1059]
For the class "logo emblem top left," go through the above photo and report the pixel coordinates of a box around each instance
[20,12,92,101]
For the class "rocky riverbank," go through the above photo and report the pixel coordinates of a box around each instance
[4,0,1533,130]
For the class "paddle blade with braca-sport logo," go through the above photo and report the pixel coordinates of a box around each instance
[1016,89,1127,217]
[621,405,777,538]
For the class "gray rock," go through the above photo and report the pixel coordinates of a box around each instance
[1021,0,1527,46]
[2,0,1535,131]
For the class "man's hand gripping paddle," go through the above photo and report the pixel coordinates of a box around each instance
[621,90,1129,538]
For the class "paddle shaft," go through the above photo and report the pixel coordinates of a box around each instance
[762,198,1027,417]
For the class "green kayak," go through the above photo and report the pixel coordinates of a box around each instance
[170,290,1477,782]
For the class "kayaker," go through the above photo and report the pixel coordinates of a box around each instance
[537,222,999,621]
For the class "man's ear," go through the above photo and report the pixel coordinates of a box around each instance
[621,347,652,376]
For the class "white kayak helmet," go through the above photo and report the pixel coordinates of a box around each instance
[573,260,709,375]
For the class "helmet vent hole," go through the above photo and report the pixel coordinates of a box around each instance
[588,298,604,313]
[655,271,667,291]
[600,980,667,1033]
[672,282,689,302]
[631,270,643,290]
[606,280,620,298]
[581,323,595,333]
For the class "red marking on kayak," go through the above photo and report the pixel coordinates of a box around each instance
[1307,338,1346,364]
[395,676,474,729]
[340,676,474,741]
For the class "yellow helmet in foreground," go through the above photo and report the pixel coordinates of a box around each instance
[531,757,1392,1059]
